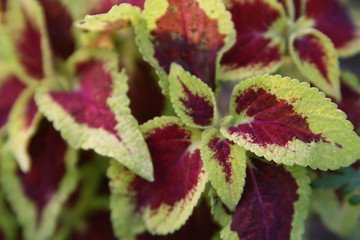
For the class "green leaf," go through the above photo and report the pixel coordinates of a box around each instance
[312,189,360,237]
[201,128,246,211]
[289,28,341,100]
[221,74,360,170]
[76,4,142,32]
[169,63,218,129]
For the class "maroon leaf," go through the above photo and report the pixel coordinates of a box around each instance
[17,13,44,80]
[17,120,67,215]
[127,60,165,124]
[50,58,120,139]
[230,87,328,147]
[38,0,75,59]
[338,81,360,135]
[220,0,285,79]
[229,158,299,240]
[71,210,116,240]
[305,0,358,53]
[149,0,226,90]
[120,117,206,234]
[0,75,26,128]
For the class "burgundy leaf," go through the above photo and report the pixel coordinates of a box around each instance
[292,34,331,83]
[38,0,75,59]
[338,81,360,135]
[17,120,67,215]
[17,13,44,80]
[230,158,299,240]
[150,0,226,90]
[127,60,165,124]
[305,0,357,51]
[0,75,26,128]
[50,59,120,140]
[230,87,328,147]
[221,0,284,77]
[71,210,116,240]
[131,122,203,210]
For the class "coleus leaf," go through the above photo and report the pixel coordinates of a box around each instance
[12,0,53,81]
[108,116,207,236]
[8,87,41,172]
[289,28,341,100]
[220,158,310,240]
[70,210,117,240]
[312,167,360,195]
[169,64,217,129]
[338,71,360,135]
[89,0,146,15]
[220,0,286,80]
[36,49,153,181]
[201,128,246,211]
[136,200,220,240]
[77,3,142,32]
[304,0,360,57]
[277,0,303,20]
[221,74,360,170]
[136,0,235,93]
[0,120,78,240]
[311,189,360,237]
[0,75,26,129]
[37,0,75,59]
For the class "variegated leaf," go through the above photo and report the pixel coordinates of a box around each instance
[77,3,142,32]
[8,87,41,172]
[304,0,360,57]
[169,64,217,129]
[37,0,75,59]
[0,120,78,240]
[220,0,286,80]
[201,128,246,211]
[221,74,360,170]
[36,49,153,181]
[109,116,207,236]
[289,28,340,100]
[220,158,310,240]
[136,0,235,93]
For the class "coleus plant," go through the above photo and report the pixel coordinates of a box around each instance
[0,0,360,240]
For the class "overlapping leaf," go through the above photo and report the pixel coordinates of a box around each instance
[8,87,41,172]
[36,49,153,181]
[304,0,360,57]
[109,116,207,236]
[220,0,286,80]
[136,0,235,93]
[169,64,217,128]
[77,3,142,32]
[221,74,360,170]
[201,128,246,211]
[0,120,78,240]
[220,158,310,240]
[289,29,340,100]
